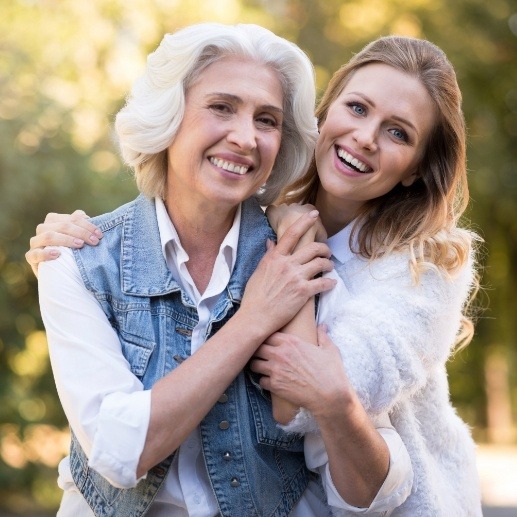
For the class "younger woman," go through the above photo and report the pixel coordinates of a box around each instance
[253,36,483,515]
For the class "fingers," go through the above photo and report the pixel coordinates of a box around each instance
[25,247,61,277]
[26,211,103,275]
[33,220,102,248]
[305,275,337,298]
[292,240,332,261]
[263,332,294,348]
[274,210,320,256]
[249,357,268,376]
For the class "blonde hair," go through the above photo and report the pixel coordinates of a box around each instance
[279,36,480,348]
[115,23,318,205]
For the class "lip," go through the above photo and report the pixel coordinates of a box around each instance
[333,144,374,176]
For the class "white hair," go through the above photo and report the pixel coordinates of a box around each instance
[114,23,318,205]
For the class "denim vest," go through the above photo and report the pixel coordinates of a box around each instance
[70,194,310,517]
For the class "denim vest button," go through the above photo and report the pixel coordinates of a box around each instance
[218,393,229,403]
[230,477,240,487]
[219,420,230,430]
[223,451,232,461]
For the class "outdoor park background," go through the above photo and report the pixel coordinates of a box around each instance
[0,0,516,514]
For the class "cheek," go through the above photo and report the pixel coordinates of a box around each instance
[264,135,282,164]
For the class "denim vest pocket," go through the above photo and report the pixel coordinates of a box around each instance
[245,371,303,451]
[118,328,155,379]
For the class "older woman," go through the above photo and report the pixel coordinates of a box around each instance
[33,24,412,516]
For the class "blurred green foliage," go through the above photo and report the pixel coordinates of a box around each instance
[0,0,515,512]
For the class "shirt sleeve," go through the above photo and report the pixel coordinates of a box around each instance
[38,248,151,489]
[304,416,413,514]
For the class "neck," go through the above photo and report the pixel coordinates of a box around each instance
[165,191,237,253]
[315,189,360,238]
[164,190,238,294]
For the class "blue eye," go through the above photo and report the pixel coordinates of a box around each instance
[347,102,366,116]
[389,128,408,142]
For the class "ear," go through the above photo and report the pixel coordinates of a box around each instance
[401,170,419,187]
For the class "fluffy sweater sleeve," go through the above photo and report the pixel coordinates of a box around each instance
[328,252,474,415]
[283,250,475,433]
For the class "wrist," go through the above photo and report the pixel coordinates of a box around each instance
[230,307,272,346]
[311,382,359,424]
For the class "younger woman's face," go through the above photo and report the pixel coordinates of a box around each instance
[315,63,436,226]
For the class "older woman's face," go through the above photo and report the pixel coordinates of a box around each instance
[166,56,284,211]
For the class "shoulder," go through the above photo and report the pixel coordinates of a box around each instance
[76,195,152,258]
[345,247,474,294]
[332,249,475,336]
[88,195,147,233]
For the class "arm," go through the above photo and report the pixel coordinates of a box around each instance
[140,212,335,476]
[250,255,473,511]
[39,212,336,486]
[265,204,326,424]
[305,414,413,513]
[26,210,103,276]
[251,326,392,508]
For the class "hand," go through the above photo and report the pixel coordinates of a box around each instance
[250,325,354,415]
[25,210,103,276]
[239,211,336,338]
[266,203,327,247]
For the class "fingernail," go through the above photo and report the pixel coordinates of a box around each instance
[89,235,99,244]
[94,229,103,238]
[73,239,84,246]
[49,250,60,257]
[309,210,319,218]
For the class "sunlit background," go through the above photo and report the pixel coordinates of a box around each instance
[1,0,516,514]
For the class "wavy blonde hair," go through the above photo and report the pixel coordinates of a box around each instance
[279,36,480,348]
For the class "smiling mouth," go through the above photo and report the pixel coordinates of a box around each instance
[336,147,373,173]
[209,157,251,175]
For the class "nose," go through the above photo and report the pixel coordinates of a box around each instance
[226,115,257,152]
[353,122,378,152]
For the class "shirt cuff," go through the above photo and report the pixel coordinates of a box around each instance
[324,427,413,513]
[88,390,151,488]
[304,427,413,515]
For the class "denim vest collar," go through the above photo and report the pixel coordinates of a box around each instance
[120,195,275,302]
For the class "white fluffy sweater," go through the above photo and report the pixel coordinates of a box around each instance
[285,224,482,516]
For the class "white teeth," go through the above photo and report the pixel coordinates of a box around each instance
[336,148,369,173]
[210,157,249,175]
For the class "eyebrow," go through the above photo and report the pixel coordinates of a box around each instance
[206,92,284,116]
[348,91,419,135]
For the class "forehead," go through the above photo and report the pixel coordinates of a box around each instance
[187,56,285,108]
[341,63,435,125]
